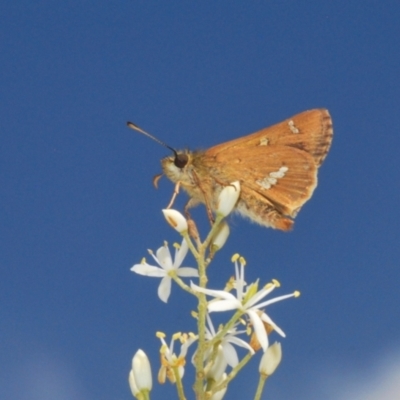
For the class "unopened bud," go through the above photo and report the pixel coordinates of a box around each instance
[216,182,241,217]
[162,209,188,233]
[206,345,227,382]
[211,221,230,251]
[209,373,228,400]
[259,342,282,376]
[128,370,139,397]
[132,349,152,391]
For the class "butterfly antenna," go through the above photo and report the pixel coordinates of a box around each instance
[127,121,178,156]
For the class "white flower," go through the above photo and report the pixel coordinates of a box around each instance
[259,341,282,376]
[205,314,254,368]
[131,349,152,392]
[216,181,241,217]
[191,254,299,351]
[131,239,198,302]
[157,331,198,383]
[162,209,188,232]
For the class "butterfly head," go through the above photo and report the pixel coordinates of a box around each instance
[161,150,192,184]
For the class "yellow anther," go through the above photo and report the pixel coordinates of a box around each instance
[272,279,281,287]
[294,290,301,297]
[140,257,146,264]
[156,331,166,338]
[147,249,153,255]
[180,333,188,343]
[239,256,246,266]
[173,242,180,249]
[172,332,182,340]
[231,253,240,262]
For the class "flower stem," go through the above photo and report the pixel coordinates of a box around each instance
[254,374,268,400]
[194,243,207,400]
[173,366,186,400]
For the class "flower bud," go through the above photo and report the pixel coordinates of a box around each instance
[162,209,188,233]
[211,221,230,251]
[132,349,152,391]
[259,342,282,376]
[216,182,241,217]
[128,370,139,397]
[206,345,227,382]
[209,373,228,400]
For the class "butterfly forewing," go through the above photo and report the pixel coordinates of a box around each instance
[206,109,333,167]
[200,108,332,230]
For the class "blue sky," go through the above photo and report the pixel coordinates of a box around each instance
[1,1,400,399]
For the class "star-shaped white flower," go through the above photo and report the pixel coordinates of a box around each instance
[191,255,299,351]
[204,313,254,368]
[131,239,198,302]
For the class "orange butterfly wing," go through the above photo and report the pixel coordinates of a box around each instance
[201,109,333,230]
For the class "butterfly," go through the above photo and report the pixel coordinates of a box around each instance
[129,108,333,230]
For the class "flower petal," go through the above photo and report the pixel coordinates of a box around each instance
[156,245,173,270]
[190,282,237,301]
[173,239,188,267]
[260,312,286,337]
[221,341,239,367]
[131,264,166,277]
[226,335,254,354]
[247,309,269,351]
[208,299,242,313]
[158,276,172,303]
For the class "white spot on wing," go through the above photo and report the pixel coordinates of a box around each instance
[256,166,289,190]
[288,120,300,134]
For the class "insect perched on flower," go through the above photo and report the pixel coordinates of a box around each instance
[128,109,333,231]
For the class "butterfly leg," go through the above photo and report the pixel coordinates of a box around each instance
[166,181,181,209]
[191,170,215,225]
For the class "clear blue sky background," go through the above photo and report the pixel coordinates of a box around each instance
[1,2,400,399]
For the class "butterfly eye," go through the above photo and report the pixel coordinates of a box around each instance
[174,153,188,169]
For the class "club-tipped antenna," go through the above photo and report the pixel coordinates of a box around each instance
[127,121,178,156]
